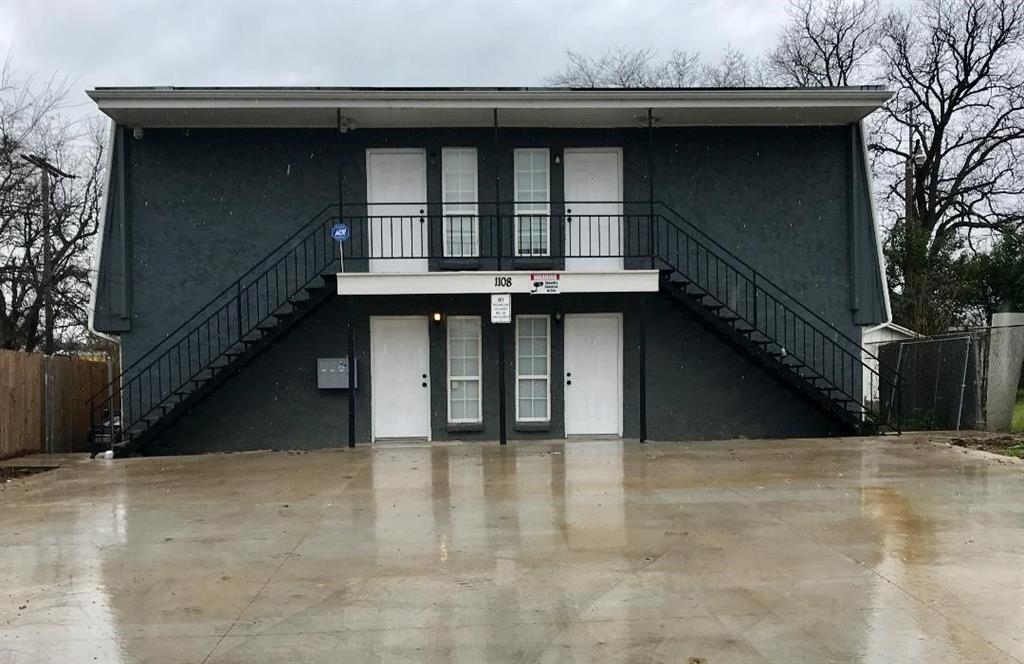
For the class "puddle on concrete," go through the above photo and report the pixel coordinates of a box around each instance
[0,465,58,483]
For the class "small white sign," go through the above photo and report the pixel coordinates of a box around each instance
[529,273,561,295]
[490,293,512,324]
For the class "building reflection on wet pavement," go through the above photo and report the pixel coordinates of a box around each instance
[1,437,1021,663]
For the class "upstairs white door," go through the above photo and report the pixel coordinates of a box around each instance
[564,314,622,436]
[371,316,431,440]
[367,149,428,273]
[564,149,623,271]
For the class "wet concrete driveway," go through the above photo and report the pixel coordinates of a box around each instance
[1,437,1022,663]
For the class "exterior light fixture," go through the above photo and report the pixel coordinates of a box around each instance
[432,312,443,323]
[132,127,144,139]
[912,140,926,167]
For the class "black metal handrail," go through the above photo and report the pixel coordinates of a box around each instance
[653,201,888,367]
[650,208,900,430]
[88,203,337,407]
[90,205,341,449]
[336,211,653,261]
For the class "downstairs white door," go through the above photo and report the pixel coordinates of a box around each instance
[371,316,431,440]
[564,314,623,436]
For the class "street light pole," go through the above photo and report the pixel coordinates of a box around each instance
[21,154,75,355]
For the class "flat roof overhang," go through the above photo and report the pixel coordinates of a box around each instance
[336,270,660,296]
[87,86,893,128]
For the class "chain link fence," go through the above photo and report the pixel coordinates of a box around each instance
[878,320,1024,432]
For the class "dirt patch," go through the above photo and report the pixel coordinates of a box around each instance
[948,435,1024,459]
[0,466,58,483]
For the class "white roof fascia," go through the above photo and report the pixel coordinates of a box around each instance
[87,119,120,344]
[858,119,893,324]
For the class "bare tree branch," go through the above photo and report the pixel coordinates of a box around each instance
[0,56,105,351]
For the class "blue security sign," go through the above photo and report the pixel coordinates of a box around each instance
[330,223,350,242]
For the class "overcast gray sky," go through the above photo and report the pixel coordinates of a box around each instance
[2,0,793,121]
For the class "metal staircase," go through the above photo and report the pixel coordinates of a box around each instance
[88,204,342,457]
[89,199,899,457]
[650,202,899,434]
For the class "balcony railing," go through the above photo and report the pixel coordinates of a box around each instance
[338,200,657,267]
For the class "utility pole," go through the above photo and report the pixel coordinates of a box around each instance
[21,154,75,354]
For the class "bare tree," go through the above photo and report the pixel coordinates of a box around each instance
[660,50,704,87]
[546,47,667,88]
[547,46,762,88]
[768,0,880,86]
[870,0,1024,333]
[0,56,106,351]
[700,46,768,87]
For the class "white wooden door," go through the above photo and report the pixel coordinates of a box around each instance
[367,149,428,273]
[564,314,622,436]
[371,316,431,440]
[564,149,623,271]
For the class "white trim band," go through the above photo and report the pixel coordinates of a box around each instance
[336,270,660,296]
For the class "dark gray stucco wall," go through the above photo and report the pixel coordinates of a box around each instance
[649,125,885,340]
[644,295,839,439]
[105,127,338,375]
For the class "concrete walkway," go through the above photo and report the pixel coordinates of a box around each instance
[1,436,1021,663]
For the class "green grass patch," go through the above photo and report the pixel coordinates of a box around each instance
[1012,389,1024,433]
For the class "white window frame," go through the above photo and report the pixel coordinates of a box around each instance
[441,148,479,258]
[515,314,551,422]
[513,148,551,257]
[447,316,483,424]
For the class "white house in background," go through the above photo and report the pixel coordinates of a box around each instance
[863,322,919,402]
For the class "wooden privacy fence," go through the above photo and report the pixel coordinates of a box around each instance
[0,350,113,460]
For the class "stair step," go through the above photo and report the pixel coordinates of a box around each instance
[720,315,741,323]
[271,311,293,321]
[256,324,278,332]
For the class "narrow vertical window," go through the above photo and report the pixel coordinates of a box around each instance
[442,148,479,258]
[447,316,482,423]
[516,315,550,422]
[513,148,550,256]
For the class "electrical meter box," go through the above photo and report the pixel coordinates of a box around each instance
[317,358,356,389]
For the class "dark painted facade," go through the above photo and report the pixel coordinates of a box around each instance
[93,121,885,452]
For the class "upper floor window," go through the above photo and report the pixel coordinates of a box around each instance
[514,148,550,257]
[442,148,479,258]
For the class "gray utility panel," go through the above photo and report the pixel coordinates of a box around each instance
[317,358,356,389]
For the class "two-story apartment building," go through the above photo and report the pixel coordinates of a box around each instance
[87,87,898,456]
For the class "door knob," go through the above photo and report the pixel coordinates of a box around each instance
[422,373,427,379]
[422,382,427,387]
[566,380,572,385]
